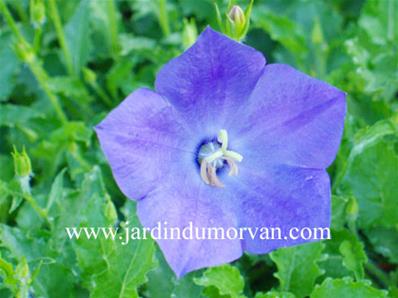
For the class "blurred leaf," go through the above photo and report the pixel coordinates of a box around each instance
[194,265,245,298]
[365,228,398,264]
[345,0,398,100]
[341,141,398,228]
[0,256,31,298]
[0,32,20,102]
[255,291,295,298]
[270,242,324,298]
[74,235,155,298]
[46,168,66,212]
[31,121,92,182]
[65,0,91,74]
[89,0,120,58]
[0,224,79,297]
[48,76,93,104]
[141,230,206,298]
[252,8,307,63]
[337,231,367,280]
[331,195,349,230]
[0,104,44,127]
[119,34,157,56]
[172,272,207,298]
[359,0,397,45]
[51,166,116,249]
[145,250,175,298]
[311,277,388,298]
[73,225,154,298]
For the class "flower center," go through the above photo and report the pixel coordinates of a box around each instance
[197,129,243,187]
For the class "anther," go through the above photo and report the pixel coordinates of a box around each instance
[198,129,243,187]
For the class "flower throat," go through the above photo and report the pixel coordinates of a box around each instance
[197,129,243,187]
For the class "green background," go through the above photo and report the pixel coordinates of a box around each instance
[0,0,397,297]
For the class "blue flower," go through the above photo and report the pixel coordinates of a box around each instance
[95,27,346,277]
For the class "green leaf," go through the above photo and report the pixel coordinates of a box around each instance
[311,277,388,298]
[74,235,155,298]
[0,224,79,297]
[344,0,398,100]
[46,168,66,212]
[253,8,307,62]
[338,235,367,280]
[255,291,295,298]
[172,271,207,298]
[145,245,205,298]
[31,121,92,183]
[0,256,31,298]
[341,140,398,228]
[145,250,175,298]
[65,0,91,74]
[359,0,397,46]
[270,242,325,298]
[194,265,245,298]
[48,76,93,104]
[365,227,398,264]
[51,166,116,249]
[73,220,155,297]
[331,195,349,230]
[67,189,155,298]
[0,32,20,102]
[89,0,120,58]
[321,229,366,280]
[0,104,44,127]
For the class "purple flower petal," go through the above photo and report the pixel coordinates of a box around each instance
[231,64,346,169]
[137,171,242,277]
[233,164,331,253]
[155,27,265,134]
[95,88,193,200]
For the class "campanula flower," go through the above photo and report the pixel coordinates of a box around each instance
[95,27,346,277]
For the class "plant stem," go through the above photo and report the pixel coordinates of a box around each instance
[48,0,74,75]
[0,0,68,123]
[33,26,43,53]
[28,54,68,123]
[0,0,24,40]
[90,81,113,107]
[157,0,170,37]
[23,193,48,220]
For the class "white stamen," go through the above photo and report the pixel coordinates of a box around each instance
[224,157,239,176]
[200,160,210,185]
[198,129,243,187]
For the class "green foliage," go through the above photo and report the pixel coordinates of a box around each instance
[255,291,295,298]
[0,0,396,297]
[341,140,398,229]
[270,242,325,298]
[311,277,388,298]
[194,265,245,298]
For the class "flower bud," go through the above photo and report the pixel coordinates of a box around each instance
[12,147,32,194]
[345,196,359,222]
[228,5,246,31]
[214,0,253,41]
[83,67,97,84]
[311,19,324,45]
[30,0,46,28]
[12,147,32,178]
[182,18,198,49]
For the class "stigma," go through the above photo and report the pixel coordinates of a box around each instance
[198,129,243,187]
